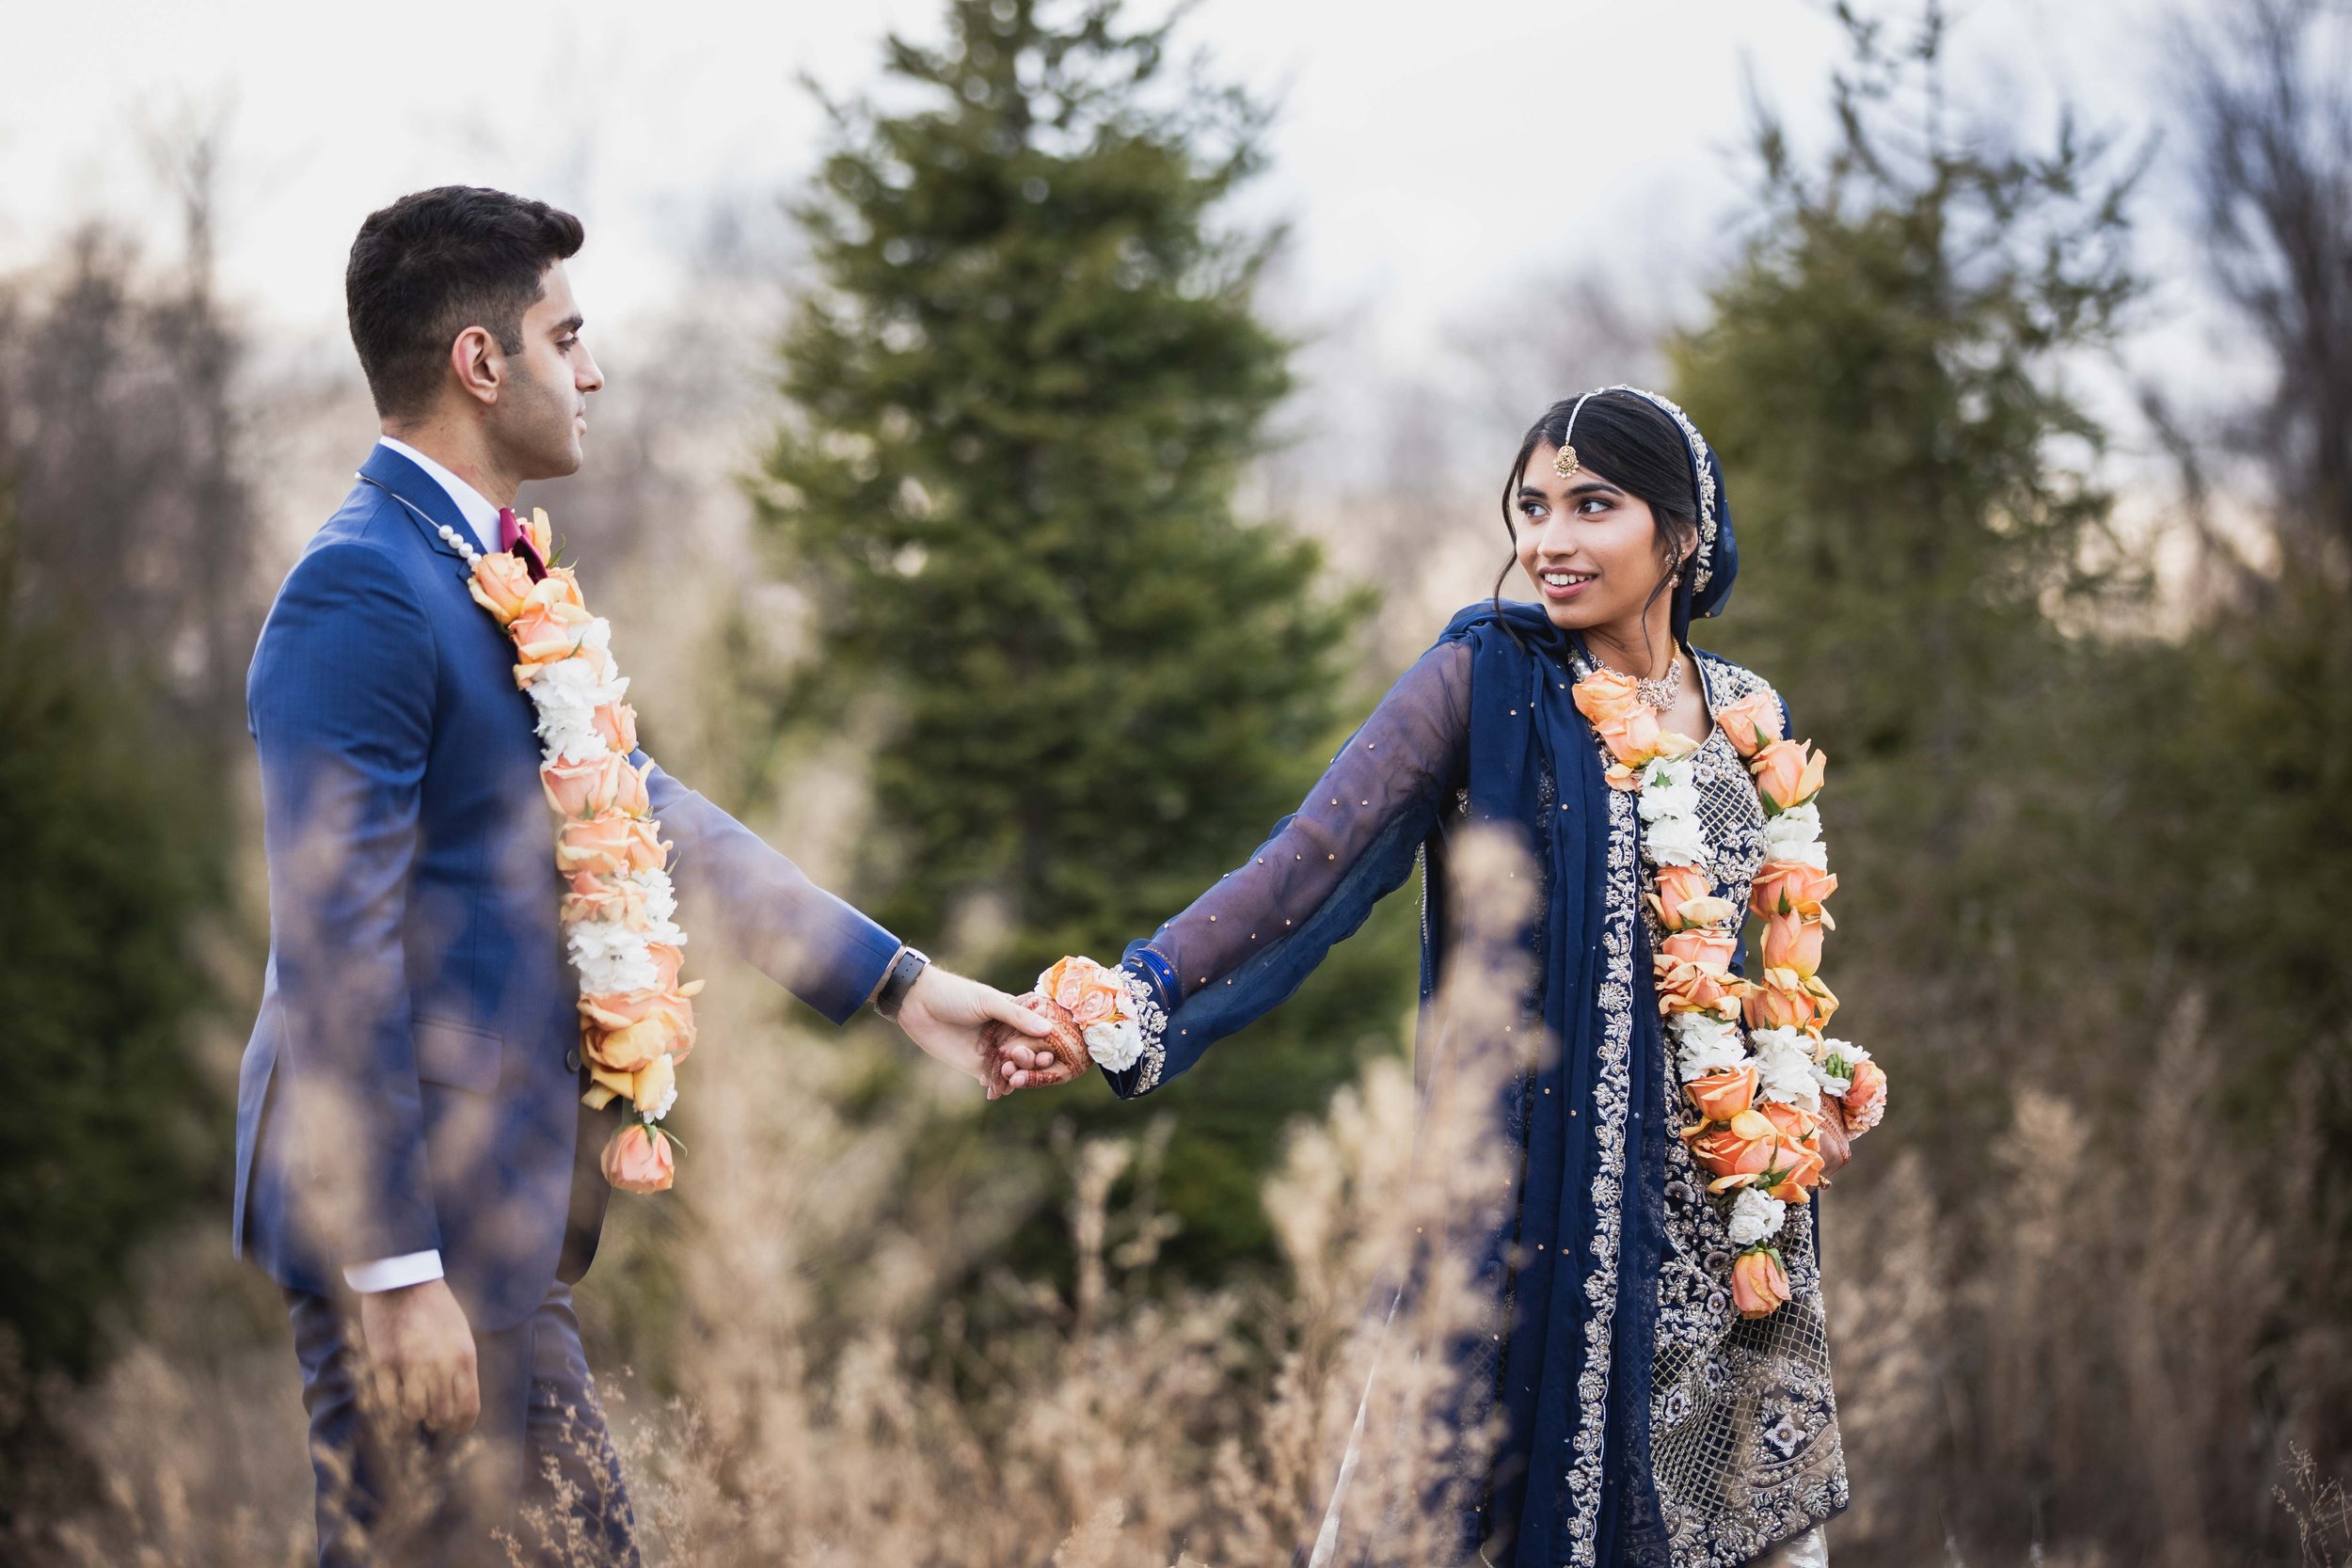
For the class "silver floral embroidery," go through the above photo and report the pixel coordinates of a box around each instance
[1560,689,1643,1566]
[1120,964,1172,1094]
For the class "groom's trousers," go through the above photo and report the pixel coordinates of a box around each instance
[287,1281,641,1568]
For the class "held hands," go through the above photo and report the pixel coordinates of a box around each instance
[358,1277,479,1434]
[981,993,1093,1096]
[894,963,1056,1095]
[979,953,1135,1098]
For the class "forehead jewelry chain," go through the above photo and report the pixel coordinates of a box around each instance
[1553,390,1595,480]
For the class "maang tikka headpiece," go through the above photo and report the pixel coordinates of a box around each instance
[1553,391,1595,480]
[1553,386,1723,595]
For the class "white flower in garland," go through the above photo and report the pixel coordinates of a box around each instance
[620,867,688,948]
[1750,1025,1822,1108]
[1726,1185,1787,1247]
[528,655,630,765]
[1644,813,1709,868]
[1637,756,1703,823]
[1762,802,1828,868]
[1813,1037,1870,1097]
[568,918,660,996]
[1671,1011,1748,1082]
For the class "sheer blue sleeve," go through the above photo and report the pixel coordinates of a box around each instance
[1101,640,1471,1098]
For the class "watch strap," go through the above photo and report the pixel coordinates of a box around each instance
[874,946,930,1021]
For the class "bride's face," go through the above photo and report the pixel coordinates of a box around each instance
[1514,444,1676,633]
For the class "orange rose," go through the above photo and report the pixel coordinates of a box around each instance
[1604,763,1642,793]
[1661,928,1740,972]
[563,872,651,928]
[1744,968,1838,1032]
[1041,956,1126,1028]
[1843,1059,1888,1132]
[1731,1247,1791,1318]
[543,753,650,819]
[1760,911,1827,978]
[1712,690,1785,759]
[1762,1135,1825,1201]
[584,999,696,1074]
[630,1053,675,1116]
[1656,959,1748,1018]
[601,1124,675,1194]
[509,589,593,665]
[1572,668,1645,725]
[1648,864,1739,933]
[645,942,687,994]
[1751,739,1828,814]
[593,702,639,755]
[1750,860,1839,918]
[581,979,699,1032]
[1685,1065,1758,1122]
[1593,706,1663,768]
[557,816,671,877]
[1757,1100,1820,1144]
[469,550,536,624]
[525,506,555,562]
[1685,1108,1781,1183]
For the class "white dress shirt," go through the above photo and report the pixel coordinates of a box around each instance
[342,438,504,1296]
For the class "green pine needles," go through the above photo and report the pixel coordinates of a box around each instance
[756,0,1414,1273]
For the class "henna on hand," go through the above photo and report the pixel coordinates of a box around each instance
[979,993,1091,1095]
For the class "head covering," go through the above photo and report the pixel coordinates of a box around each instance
[1582,386,1739,640]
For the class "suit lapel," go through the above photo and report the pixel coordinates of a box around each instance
[358,442,477,566]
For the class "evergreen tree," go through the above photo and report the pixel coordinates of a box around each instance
[0,504,217,1380]
[1668,3,2142,1115]
[755,0,1414,1273]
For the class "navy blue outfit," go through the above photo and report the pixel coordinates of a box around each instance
[1091,390,1848,1565]
[238,443,901,1564]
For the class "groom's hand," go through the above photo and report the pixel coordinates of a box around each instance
[895,965,1054,1093]
[358,1278,480,1434]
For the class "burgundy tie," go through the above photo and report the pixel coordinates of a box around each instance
[498,506,548,581]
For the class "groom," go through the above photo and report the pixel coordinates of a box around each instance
[235,185,1050,1566]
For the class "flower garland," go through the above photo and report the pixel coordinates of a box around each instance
[458,508,701,1195]
[1573,667,1889,1319]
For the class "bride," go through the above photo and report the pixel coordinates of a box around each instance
[987,388,1883,1567]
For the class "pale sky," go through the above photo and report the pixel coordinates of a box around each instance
[3,0,2196,375]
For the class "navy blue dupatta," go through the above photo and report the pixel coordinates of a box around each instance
[1434,601,1675,1565]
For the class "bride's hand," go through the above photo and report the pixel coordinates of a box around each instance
[1815,1101,1853,1180]
[981,994,1090,1098]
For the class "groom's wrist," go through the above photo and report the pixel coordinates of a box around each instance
[871,945,930,1020]
[343,1250,445,1294]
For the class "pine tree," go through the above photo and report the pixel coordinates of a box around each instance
[1668,4,2141,1117]
[755,0,1414,1273]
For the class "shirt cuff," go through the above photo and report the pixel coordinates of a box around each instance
[342,1250,445,1293]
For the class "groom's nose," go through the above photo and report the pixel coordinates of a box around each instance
[577,349,604,396]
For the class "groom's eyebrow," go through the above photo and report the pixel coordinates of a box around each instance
[553,312,584,334]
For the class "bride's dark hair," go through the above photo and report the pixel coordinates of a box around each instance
[1493,391,1702,659]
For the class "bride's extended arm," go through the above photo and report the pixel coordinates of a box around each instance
[1003,639,1471,1097]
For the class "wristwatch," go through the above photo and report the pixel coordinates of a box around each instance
[873,945,931,1021]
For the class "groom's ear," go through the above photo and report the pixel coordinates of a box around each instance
[448,323,508,409]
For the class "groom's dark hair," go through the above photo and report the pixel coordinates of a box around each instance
[346,186,584,419]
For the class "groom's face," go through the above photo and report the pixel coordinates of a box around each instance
[492,261,602,480]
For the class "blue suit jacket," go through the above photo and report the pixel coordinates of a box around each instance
[235,444,900,1328]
